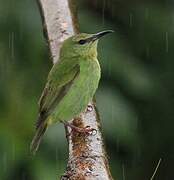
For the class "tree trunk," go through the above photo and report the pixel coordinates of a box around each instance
[37,0,114,179]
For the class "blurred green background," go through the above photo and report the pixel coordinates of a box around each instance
[1,0,174,179]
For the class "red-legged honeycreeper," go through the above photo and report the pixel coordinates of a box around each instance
[30,30,114,154]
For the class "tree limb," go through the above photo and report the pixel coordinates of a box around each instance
[37,0,113,179]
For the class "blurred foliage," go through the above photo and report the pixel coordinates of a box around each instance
[0,0,174,179]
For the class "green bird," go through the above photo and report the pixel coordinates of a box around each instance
[30,30,113,154]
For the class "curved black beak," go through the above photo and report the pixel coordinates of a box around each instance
[92,30,114,40]
[86,30,114,43]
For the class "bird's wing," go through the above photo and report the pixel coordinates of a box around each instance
[36,59,80,129]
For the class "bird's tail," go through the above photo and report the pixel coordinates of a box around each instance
[30,122,47,155]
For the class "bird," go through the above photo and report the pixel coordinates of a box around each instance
[30,30,114,154]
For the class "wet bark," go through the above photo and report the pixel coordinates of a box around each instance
[37,0,113,179]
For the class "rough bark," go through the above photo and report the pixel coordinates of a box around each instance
[37,0,113,179]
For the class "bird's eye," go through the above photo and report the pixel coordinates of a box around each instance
[78,39,86,45]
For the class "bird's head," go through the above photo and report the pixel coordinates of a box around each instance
[59,30,114,59]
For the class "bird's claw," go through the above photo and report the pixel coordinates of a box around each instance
[63,122,97,136]
[84,126,97,135]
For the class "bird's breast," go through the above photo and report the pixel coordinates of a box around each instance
[78,59,101,98]
[79,59,101,78]
[52,59,101,122]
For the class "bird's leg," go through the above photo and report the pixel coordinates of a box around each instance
[62,121,97,136]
